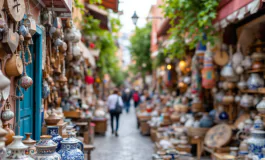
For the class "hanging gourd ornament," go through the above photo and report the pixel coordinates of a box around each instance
[5,0,26,22]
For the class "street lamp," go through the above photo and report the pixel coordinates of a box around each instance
[131,11,139,26]
[131,11,163,26]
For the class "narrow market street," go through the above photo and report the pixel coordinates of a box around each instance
[92,107,153,160]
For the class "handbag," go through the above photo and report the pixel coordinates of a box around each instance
[114,96,123,114]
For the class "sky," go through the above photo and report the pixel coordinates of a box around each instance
[119,0,157,32]
[117,0,157,66]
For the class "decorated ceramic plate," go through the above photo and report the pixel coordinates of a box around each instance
[204,124,232,148]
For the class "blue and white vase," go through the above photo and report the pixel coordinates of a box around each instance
[47,126,63,151]
[58,137,84,160]
[247,73,264,90]
[247,130,265,157]
[35,135,61,160]
[66,126,84,152]
[199,113,213,128]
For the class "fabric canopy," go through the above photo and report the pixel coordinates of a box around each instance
[79,42,96,68]
[214,0,262,28]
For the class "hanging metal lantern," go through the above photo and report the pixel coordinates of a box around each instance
[24,13,36,36]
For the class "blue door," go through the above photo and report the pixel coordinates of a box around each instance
[16,26,43,140]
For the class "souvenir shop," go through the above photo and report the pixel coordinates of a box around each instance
[137,0,265,159]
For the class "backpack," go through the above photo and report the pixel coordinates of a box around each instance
[112,96,122,114]
[133,93,139,102]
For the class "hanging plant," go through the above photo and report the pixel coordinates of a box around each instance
[161,0,219,57]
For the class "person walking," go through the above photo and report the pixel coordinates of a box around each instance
[107,88,123,136]
[132,90,140,108]
[122,88,132,113]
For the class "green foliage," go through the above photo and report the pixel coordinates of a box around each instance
[129,23,152,75]
[153,50,168,69]
[161,0,219,57]
[74,0,124,86]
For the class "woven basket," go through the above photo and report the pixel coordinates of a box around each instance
[187,127,209,137]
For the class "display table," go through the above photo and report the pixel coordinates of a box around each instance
[190,136,204,160]
[84,144,95,160]
[138,115,151,135]
[91,118,107,134]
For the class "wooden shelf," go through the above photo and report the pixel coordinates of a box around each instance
[240,89,259,94]
[240,89,265,94]
[250,42,265,48]
[247,68,265,73]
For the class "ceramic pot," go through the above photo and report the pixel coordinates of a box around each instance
[19,73,33,90]
[215,91,224,103]
[257,97,265,114]
[72,45,81,59]
[0,139,6,159]
[235,66,244,75]
[72,29,81,43]
[237,76,247,90]
[58,137,84,160]
[6,136,34,160]
[64,28,75,42]
[47,126,63,151]
[253,116,264,130]
[221,61,235,79]
[252,52,265,61]
[66,126,84,152]
[22,133,36,158]
[1,101,14,121]
[235,95,241,103]
[252,61,264,70]
[242,56,252,69]
[222,95,234,104]
[239,139,248,152]
[247,73,264,90]
[44,112,61,125]
[5,54,23,77]
[232,45,244,69]
[35,135,61,160]
[0,70,10,90]
[3,124,15,145]
[240,94,254,108]
[247,130,265,156]
[199,113,213,128]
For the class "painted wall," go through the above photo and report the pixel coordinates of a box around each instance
[0,0,41,129]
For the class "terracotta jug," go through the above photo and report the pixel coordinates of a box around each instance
[3,123,14,145]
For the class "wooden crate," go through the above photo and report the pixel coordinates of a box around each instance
[140,120,150,135]
[92,118,107,134]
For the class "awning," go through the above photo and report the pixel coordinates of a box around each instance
[214,0,262,28]
[79,42,96,68]
[157,18,170,38]
[40,0,72,13]
[102,0,119,12]
[86,4,109,30]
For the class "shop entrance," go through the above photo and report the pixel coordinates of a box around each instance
[16,26,43,140]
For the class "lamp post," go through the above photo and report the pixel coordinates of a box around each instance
[131,11,139,26]
[131,11,163,26]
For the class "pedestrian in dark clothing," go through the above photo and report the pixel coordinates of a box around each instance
[122,88,131,113]
[107,89,123,136]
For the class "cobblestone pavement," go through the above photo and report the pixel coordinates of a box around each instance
[91,107,153,160]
